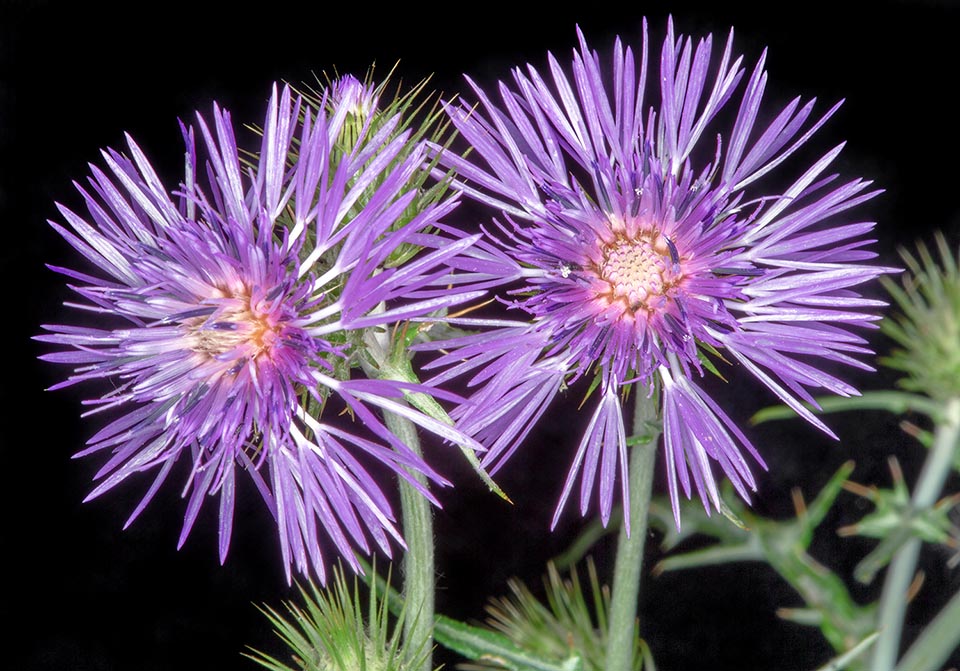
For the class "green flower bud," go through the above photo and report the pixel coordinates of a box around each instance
[881,232,960,402]
[247,565,433,671]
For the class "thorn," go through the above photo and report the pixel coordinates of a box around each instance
[936,491,960,511]
[837,524,859,538]
[899,420,923,439]
[416,298,497,336]
[448,298,496,320]
[842,479,877,500]
[792,487,808,518]
[906,570,925,603]
[775,606,795,620]
[887,456,905,486]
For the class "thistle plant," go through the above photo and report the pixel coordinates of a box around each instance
[869,234,960,671]
[724,232,960,671]
[34,14,955,671]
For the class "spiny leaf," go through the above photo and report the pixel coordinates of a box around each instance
[434,615,579,671]
[380,342,511,502]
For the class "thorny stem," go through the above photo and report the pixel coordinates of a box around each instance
[384,410,435,671]
[604,391,660,671]
[871,396,960,671]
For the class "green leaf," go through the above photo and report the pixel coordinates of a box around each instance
[653,543,761,574]
[750,392,943,425]
[839,458,960,583]
[552,513,622,570]
[379,344,511,502]
[696,342,729,382]
[625,420,662,448]
[579,372,603,409]
[651,464,877,655]
[433,615,578,671]
[717,497,749,530]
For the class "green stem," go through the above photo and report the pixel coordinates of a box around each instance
[604,391,661,671]
[895,584,960,671]
[871,396,960,671]
[384,411,435,671]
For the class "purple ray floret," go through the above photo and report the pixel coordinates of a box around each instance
[425,20,897,528]
[38,81,495,581]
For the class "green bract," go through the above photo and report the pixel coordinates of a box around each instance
[247,566,432,671]
[881,233,960,402]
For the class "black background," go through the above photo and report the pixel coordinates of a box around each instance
[4,1,960,670]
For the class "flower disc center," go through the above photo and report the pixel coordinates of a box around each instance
[187,290,278,360]
[596,232,678,313]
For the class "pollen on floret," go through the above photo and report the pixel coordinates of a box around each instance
[184,285,286,364]
[590,228,684,317]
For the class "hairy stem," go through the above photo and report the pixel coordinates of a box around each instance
[384,411,435,671]
[604,391,661,671]
[871,396,960,671]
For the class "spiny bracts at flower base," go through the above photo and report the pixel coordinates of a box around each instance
[880,233,960,404]
[37,80,508,582]
[421,19,898,529]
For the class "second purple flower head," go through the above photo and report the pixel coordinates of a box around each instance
[425,20,896,528]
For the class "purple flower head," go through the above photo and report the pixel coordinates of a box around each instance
[329,74,379,120]
[38,80,495,582]
[425,20,897,528]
